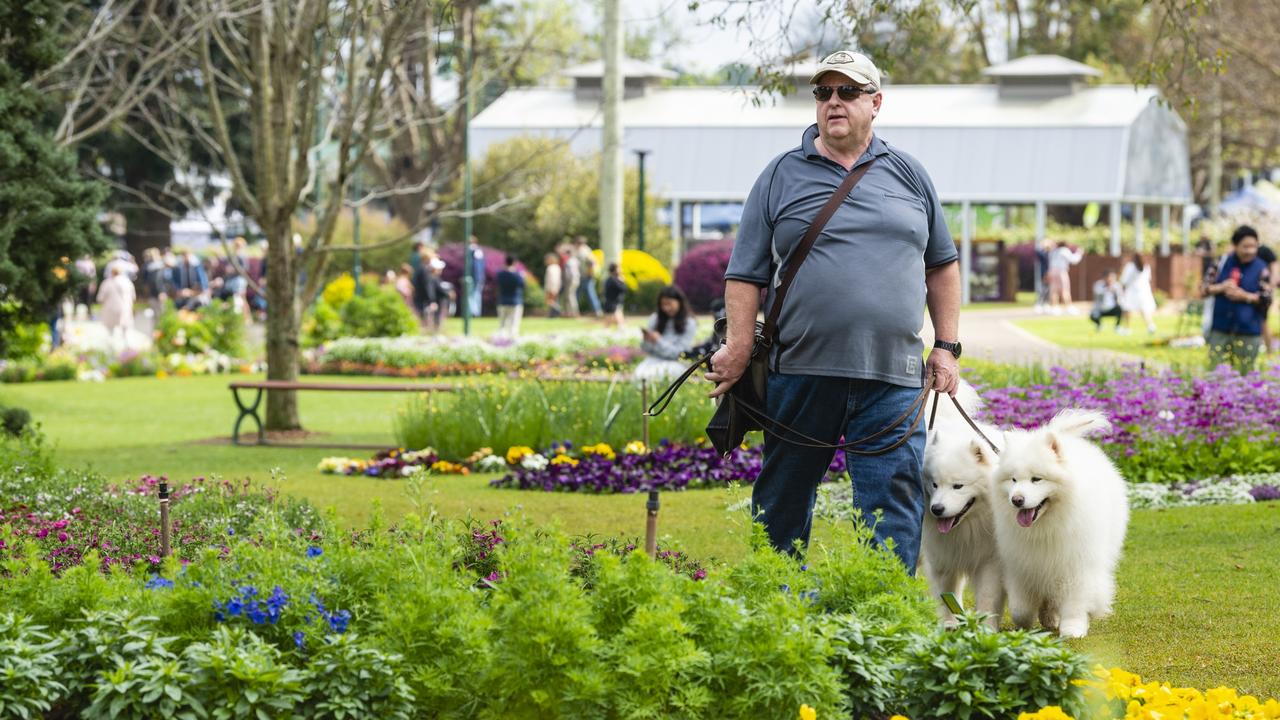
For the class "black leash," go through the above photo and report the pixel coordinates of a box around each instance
[649,357,1000,457]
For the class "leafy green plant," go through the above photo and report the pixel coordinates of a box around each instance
[895,615,1091,720]
[183,626,309,720]
[0,613,68,719]
[300,634,416,720]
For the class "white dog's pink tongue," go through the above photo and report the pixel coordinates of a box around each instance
[937,516,958,534]
[1017,508,1038,527]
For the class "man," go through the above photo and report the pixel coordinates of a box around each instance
[1089,270,1123,332]
[707,50,961,570]
[467,236,485,318]
[495,254,526,339]
[1203,225,1270,373]
[171,250,209,311]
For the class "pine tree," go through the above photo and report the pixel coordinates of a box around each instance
[0,0,108,355]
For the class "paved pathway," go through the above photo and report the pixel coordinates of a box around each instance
[925,304,1146,367]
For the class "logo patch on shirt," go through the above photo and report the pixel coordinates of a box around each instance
[906,355,918,375]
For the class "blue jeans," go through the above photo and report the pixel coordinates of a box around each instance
[750,372,927,571]
[581,278,603,315]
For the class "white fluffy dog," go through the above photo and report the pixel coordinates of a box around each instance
[992,409,1130,638]
[921,382,1005,628]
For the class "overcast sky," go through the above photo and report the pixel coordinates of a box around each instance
[595,0,822,73]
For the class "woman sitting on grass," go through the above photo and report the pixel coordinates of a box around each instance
[635,285,698,381]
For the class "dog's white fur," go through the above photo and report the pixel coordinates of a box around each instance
[921,381,1006,629]
[992,409,1130,638]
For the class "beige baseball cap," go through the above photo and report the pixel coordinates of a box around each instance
[809,50,881,90]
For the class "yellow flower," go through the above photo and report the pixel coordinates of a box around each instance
[550,454,578,466]
[1017,707,1072,720]
[798,704,817,720]
[624,440,647,455]
[582,443,616,460]
[505,446,535,464]
[889,716,910,720]
[155,370,169,379]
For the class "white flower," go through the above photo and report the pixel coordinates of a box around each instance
[520,453,548,471]
[1157,410,1175,422]
[477,455,508,473]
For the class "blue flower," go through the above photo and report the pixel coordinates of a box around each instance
[145,575,174,590]
[248,605,268,625]
[227,527,235,536]
[226,597,243,617]
[327,609,351,634]
[306,546,323,559]
[293,631,306,649]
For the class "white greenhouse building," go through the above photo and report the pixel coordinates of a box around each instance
[471,55,1194,303]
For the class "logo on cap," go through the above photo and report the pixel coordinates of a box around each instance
[828,51,855,64]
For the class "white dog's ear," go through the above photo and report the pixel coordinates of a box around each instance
[969,438,992,466]
[1046,431,1065,461]
[1047,408,1112,437]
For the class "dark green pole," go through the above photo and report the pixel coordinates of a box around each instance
[635,150,649,253]
[461,3,475,337]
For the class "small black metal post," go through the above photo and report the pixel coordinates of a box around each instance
[158,481,171,558]
[641,380,658,558]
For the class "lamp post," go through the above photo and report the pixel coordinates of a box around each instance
[634,149,650,253]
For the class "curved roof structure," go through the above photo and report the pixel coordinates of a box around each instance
[471,56,1192,206]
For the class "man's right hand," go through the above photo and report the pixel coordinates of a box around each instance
[705,342,752,399]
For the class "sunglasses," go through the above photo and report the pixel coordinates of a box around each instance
[812,85,875,102]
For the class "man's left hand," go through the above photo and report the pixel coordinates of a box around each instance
[925,349,960,396]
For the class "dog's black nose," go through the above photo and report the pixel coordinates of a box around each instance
[930,503,945,517]
[1011,495,1025,507]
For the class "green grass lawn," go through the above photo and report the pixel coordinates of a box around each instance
[3,373,1279,697]
[1013,312,1217,370]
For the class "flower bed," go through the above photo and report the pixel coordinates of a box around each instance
[303,331,644,378]
[0,434,317,573]
[976,365,1280,483]
[1,347,260,383]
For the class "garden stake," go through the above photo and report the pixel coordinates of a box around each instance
[642,380,659,559]
[159,481,171,558]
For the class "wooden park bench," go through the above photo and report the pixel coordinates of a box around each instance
[228,380,454,446]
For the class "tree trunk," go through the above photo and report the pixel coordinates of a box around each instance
[264,220,302,431]
[124,205,171,259]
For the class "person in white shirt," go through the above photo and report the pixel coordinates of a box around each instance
[1118,252,1157,334]
[1047,241,1084,314]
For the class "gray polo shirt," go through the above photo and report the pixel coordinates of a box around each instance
[724,125,957,388]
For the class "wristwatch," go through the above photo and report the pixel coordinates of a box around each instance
[933,339,962,359]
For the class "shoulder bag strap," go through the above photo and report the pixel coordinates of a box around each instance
[760,157,876,347]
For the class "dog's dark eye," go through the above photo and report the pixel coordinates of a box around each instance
[1031,477,1043,483]
[952,484,963,490]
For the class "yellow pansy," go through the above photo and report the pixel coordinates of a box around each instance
[798,704,816,720]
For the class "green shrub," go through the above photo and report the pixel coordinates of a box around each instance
[0,359,38,383]
[1,406,32,436]
[4,322,47,360]
[38,355,78,381]
[153,301,246,357]
[302,286,418,347]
